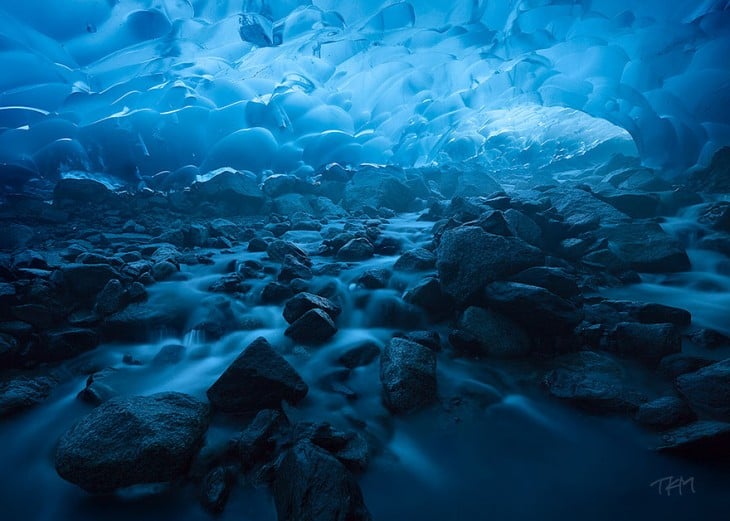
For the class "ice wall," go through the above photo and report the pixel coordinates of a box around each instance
[1,0,729,188]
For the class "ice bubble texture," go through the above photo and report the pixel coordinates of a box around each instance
[1,0,729,186]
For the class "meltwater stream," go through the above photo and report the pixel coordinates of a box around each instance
[1,215,730,520]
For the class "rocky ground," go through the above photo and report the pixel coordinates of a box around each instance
[2,151,730,519]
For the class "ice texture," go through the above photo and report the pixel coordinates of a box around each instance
[1,0,729,187]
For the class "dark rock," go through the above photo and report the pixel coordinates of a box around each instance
[152,260,178,281]
[611,322,681,361]
[60,263,121,300]
[698,202,730,233]
[285,309,338,344]
[635,397,694,429]
[633,303,691,327]
[39,328,100,363]
[510,267,581,299]
[343,166,414,213]
[457,306,531,358]
[207,337,308,414]
[193,170,264,213]
[200,466,234,514]
[396,331,442,352]
[261,282,294,304]
[484,281,583,335]
[688,328,730,349]
[403,276,454,317]
[53,178,113,207]
[248,237,269,252]
[657,421,730,462]
[543,351,646,413]
[380,337,437,414]
[503,209,543,246]
[689,146,730,193]
[357,268,391,289]
[0,376,56,418]
[336,341,381,369]
[336,238,374,262]
[94,279,127,316]
[267,240,310,265]
[55,392,210,493]
[676,359,730,421]
[546,187,629,230]
[436,226,543,305]
[659,354,714,378]
[152,344,185,365]
[293,422,369,472]
[598,223,690,273]
[394,248,436,271]
[283,293,342,325]
[278,254,313,283]
[237,409,288,469]
[272,441,372,521]
[12,304,63,329]
[594,191,660,219]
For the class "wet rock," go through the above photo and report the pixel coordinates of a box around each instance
[437,226,543,305]
[278,254,313,283]
[272,441,372,521]
[357,268,391,289]
[380,337,437,414]
[543,351,646,413]
[282,295,339,330]
[659,354,714,378]
[633,303,691,327]
[456,306,531,358]
[484,281,583,335]
[200,466,234,514]
[594,191,660,219]
[151,260,178,281]
[611,322,681,362]
[248,237,269,252]
[403,276,454,317]
[657,421,730,462]
[152,344,185,365]
[53,178,114,207]
[193,170,264,213]
[285,309,338,344]
[676,359,730,421]
[293,422,370,472]
[689,146,730,193]
[546,187,629,230]
[598,223,690,273]
[635,397,694,429]
[12,304,63,329]
[94,279,127,316]
[0,376,56,418]
[336,341,381,369]
[77,371,117,406]
[207,337,308,414]
[336,238,374,262]
[237,409,288,470]
[60,263,121,300]
[343,166,414,213]
[267,240,310,265]
[510,267,580,299]
[396,330,442,352]
[55,392,210,493]
[261,282,293,304]
[39,328,100,363]
[394,248,436,271]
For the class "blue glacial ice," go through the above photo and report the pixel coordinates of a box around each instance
[0,0,729,188]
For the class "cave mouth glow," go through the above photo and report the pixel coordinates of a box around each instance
[1,0,729,190]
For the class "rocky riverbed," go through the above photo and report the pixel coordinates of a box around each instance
[2,156,730,520]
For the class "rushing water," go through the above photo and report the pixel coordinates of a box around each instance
[2,214,730,519]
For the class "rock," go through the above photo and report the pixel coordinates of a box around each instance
[659,354,714,378]
[248,237,269,252]
[39,328,100,362]
[200,466,234,513]
[193,169,264,213]
[396,331,442,352]
[611,322,681,361]
[598,223,690,273]
[635,397,694,429]
[503,208,543,246]
[261,282,293,304]
[293,422,370,472]
[380,337,437,414]
[357,268,391,289]
[60,263,121,300]
[547,187,629,230]
[53,178,113,207]
[689,146,730,193]
[237,409,288,469]
[278,254,313,283]
[484,282,583,335]
[510,267,581,299]
[698,202,730,233]
[336,238,374,262]
[594,191,660,219]
[94,279,126,316]
[152,260,178,281]
[394,248,436,271]
[343,166,414,213]
[152,344,185,365]
[336,341,381,369]
[0,376,56,418]
[633,303,691,327]
[273,441,372,521]
[267,240,310,265]
[403,276,454,317]
[676,359,730,421]
[543,351,646,413]
[55,392,210,493]
[285,309,338,344]
[457,306,531,358]
[207,337,308,414]
[657,421,730,462]
[436,226,544,305]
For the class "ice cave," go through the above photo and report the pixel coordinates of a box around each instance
[1,1,730,520]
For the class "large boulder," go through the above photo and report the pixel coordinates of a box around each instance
[611,322,681,362]
[0,376,56,418]
[456,306,531,358]
[55,392,210,493]
[272,441,372,521]
[343,166,414,212]
[676,359,730,421]
[380,337,437,413]
[192,169,264,213]
[546,187,630,229]
[283,293,341,324]
[53,178,114,207]
[436,226,544,306]
[598,223,690,273]
[207,337,308,414]
[59,263,121,300]
[285,309,338,344]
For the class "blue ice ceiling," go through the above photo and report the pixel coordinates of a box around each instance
[1,0,729,185]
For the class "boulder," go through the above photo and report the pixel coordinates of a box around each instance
[611,322,681,361]
[657,421,730,462]
[285,309,338,344]
[193,170,264,213]
[635,396,694,429]
[457,306,531,358]
[336,238,374,262]
[272,441,372,521]
[676,359,730,421]
[0,376,56,418]
[436,226,544,305]
[55,392,210,493]
[60,263,121,300]
[207,337,308,414]
[283,293,341,324]
[380,337,437,413]
[599,223,690,273]
[394,248,436,271]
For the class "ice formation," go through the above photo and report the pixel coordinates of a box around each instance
[1,0,729,187]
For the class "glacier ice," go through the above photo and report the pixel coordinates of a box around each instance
[1,0,729,189]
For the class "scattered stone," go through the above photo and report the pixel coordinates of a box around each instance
[676,359,730,421]
[237,409,288,469]
[380,337,437,414]
[55,392,210,493]
[207,337,308,414]
[611,322,681,361]
[278,254,313,283]
[285,308,338,344]
[337,238,374,262]
[94,279,126,316]
[0,376,56,418]
[457,306,531,358]
[60,263,121,300]
[283,292,342,325]
[357,268,391,289]
[403,276,454,317]
[336,341,381,369]
[394,248,436,271]
[294,422,370,472]
[598,223,690,273]
[396,330,442,352]
[510,266,580,299]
